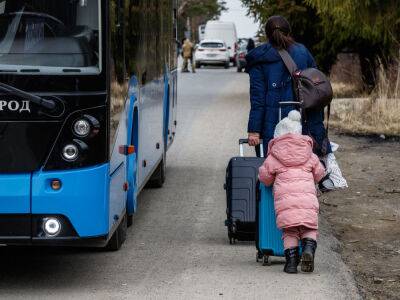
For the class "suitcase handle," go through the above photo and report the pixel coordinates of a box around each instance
[239,139,264,158]
[279,101,302,121]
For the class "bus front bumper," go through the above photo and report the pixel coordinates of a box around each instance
[0,214,109,247]
[0,164,111,247]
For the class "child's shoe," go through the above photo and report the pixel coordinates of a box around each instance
[284,247,300,274]
[301,238,317,272]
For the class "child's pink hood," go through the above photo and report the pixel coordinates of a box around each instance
[268,134,314,167]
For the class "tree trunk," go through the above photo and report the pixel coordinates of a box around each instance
[358,50,377,92]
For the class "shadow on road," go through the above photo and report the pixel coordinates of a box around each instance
[0,245,113,291]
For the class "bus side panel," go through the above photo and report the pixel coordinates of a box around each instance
[0,174,31,214]
[137,78,164,188]
[109,163,126,231]
[126,77,140,215]
[163,71,170,148]
[109,99,129,232]
[31,164,109,237]
[168,69,178,148]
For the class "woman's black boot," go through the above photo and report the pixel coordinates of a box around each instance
[284,247,300,274]
[301,238,317,273]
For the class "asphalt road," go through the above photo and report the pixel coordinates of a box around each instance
[0,66,360,299]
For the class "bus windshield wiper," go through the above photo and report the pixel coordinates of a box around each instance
[0,82,56,110]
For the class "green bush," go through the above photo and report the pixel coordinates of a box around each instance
[241,0,400,88]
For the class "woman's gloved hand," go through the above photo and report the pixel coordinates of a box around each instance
[248,132,260,146]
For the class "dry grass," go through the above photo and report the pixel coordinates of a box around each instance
[111,81,128,114]
[110,81,128,141]
[332,82,363,98]
[331,97,400,136]
[331,58,400,137]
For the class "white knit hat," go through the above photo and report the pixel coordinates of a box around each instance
[274,110,302,138]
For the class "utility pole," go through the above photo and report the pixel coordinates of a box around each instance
[185,16,191,39]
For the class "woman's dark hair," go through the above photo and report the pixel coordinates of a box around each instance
[265,16,295,50]
[247,38,255,52]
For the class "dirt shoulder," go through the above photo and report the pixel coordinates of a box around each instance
[322,132,400,299]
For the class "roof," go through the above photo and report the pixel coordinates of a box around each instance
[206,21,235,26]
[199,39,225,44]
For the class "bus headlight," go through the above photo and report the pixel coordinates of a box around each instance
[43,218,62,236]
[73,119,91,137]
[62,144,79,161]
[44,106,107,171]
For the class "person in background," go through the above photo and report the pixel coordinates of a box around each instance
[177,39,183,57]
[258,110,325,274]
[246,38,255,52]
[182,38,196,73]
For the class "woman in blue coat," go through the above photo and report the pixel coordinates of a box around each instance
[246,16,331,157]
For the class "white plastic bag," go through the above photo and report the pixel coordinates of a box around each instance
[330,142,339,152]
[320,143,348,190]
[325,152,348,189]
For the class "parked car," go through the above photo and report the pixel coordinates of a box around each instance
[204,21,238,66]
[236,43,247,72]
[238,38,249,48]
[195,39,230,69]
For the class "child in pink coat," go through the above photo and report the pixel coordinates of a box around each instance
[259,110,326,274]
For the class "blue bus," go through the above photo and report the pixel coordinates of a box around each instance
[0,0,178,250]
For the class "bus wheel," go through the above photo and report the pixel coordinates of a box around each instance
[127,214,133,227]
[146,155,166,188]
[106,214,127,251]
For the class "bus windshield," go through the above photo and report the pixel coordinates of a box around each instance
[0,0,101,74]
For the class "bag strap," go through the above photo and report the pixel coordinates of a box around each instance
[326,104,331,136]
[319,104,331,156]
[278,49,302,114]
[278,49,299,75]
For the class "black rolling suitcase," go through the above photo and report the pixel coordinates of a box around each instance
[224,139,264,244]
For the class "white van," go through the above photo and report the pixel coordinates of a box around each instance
[204,21,238,65]
[198,24,206,41]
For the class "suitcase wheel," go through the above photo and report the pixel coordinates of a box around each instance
[228,230,235,245]
[256,251,263,263]
[262,255,271,266]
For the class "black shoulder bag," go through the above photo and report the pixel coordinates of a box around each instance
[278,49,333,156]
